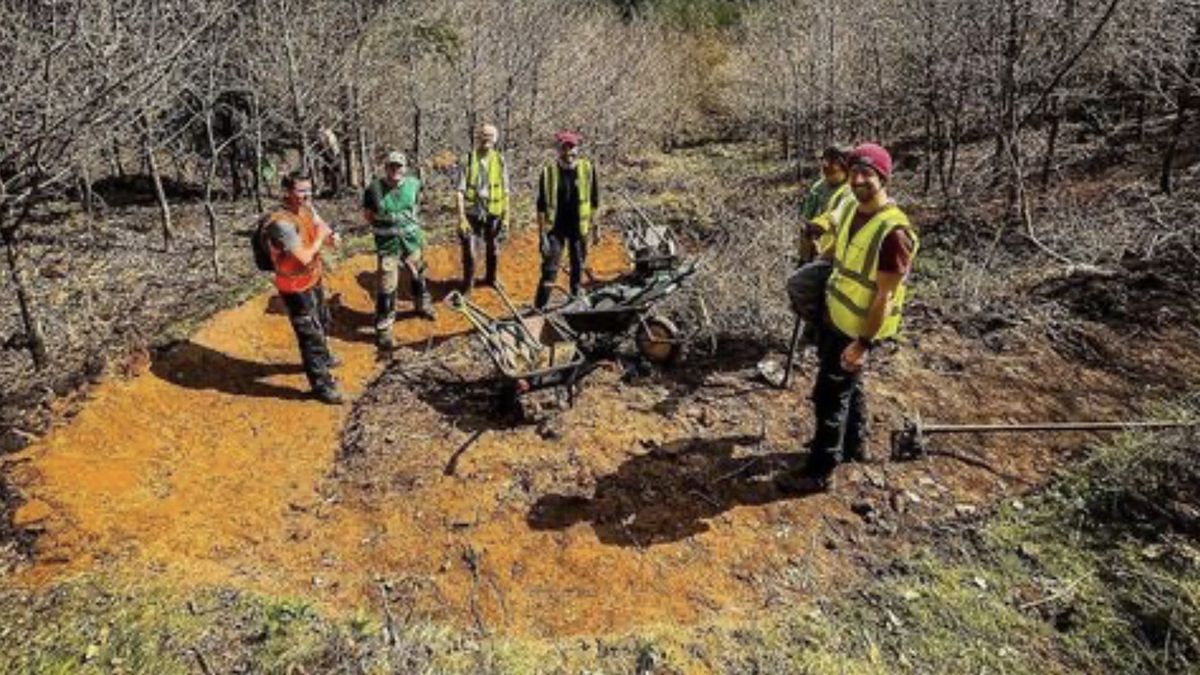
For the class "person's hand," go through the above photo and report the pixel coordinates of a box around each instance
[317,222,334,243]
[539,232,550,257]
[458,217,471,235]
[329,231,342,249]
[840,340,869,372]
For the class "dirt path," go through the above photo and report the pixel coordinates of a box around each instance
[6,227,1200,640]
[4,231,625,618]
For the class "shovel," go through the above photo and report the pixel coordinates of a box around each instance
[758,315,804,389]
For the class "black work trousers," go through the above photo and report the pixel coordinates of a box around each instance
[535,229,587,309]
[806,318,868,476]
[281,283,335,392]
[460,214,501,287]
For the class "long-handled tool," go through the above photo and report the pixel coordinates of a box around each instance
[892,415,1199,461]
[780,316,805,389]
[757,315,805,389]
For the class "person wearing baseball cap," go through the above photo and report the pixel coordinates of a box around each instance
[456,123,510,292]
[362,149,434,351]
[777,142,919,494]
[534,130,599,308]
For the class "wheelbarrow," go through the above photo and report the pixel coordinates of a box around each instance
[445,283,586,414]
[614,187,681,275]
[547,259,700,365]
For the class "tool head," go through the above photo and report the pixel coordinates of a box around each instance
[890,415,928,461]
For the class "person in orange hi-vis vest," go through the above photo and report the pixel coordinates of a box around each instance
[264,171,344,404]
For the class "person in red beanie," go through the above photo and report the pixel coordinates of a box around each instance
[777,142,920,494]
[534,130,599,308]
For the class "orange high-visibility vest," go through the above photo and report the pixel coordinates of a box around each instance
[269,206,322,293]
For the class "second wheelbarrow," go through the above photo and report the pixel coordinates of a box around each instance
[547,259,700,365]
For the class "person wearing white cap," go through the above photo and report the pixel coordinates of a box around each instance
[456,123,510,292]
[362,150,433,351]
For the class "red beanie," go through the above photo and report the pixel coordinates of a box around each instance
[554,130,581,147]
[849,143,893,180]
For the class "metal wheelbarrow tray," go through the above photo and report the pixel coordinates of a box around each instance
[551,259,700,364]
[445,286,586,411]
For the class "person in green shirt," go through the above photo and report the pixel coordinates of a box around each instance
[362,150,434,351]
[798,146,855,262]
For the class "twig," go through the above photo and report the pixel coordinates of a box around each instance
[1019,571,1094,611]
[710,458,760,485]
[190,648,215,675]
[462,545,488,636]
[689,489,721,509]
[377,581,397,646]
[444,429,484,476]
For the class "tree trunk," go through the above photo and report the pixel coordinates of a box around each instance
[252,90,265,213]
[526,57,541,144]
[411,103,422,164]
[341,85,358,189]
[1,221,48,370]
[110,136,124,177]
[999,0,1022,218]
[1161,24,1199,195]
[79,161,94,218]
[922,109,934,193]
[204,110,222,279]
[1041,94,1061,188]
[140,112,174,252]
[284,30,309,174]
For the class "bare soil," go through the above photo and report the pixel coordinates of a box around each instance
[5,221,1198,640]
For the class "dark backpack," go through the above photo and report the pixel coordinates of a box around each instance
[251,213,274,272]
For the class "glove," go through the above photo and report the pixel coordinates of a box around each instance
[458,217,471,235]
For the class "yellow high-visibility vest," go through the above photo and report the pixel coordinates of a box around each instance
[825,203,919,340]
[465,149,507,217]
[541,158,593,236]
[808,181,855,258]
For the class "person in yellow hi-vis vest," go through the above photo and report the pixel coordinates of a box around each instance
[777,143,919,494]
[534,130,599,309]
[456,123,509,292]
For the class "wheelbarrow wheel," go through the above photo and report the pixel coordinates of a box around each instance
[636,315,681,365]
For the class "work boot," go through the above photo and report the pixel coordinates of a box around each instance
[313,385,344,405]
[411,275,435,320]
[417,298,436,321]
